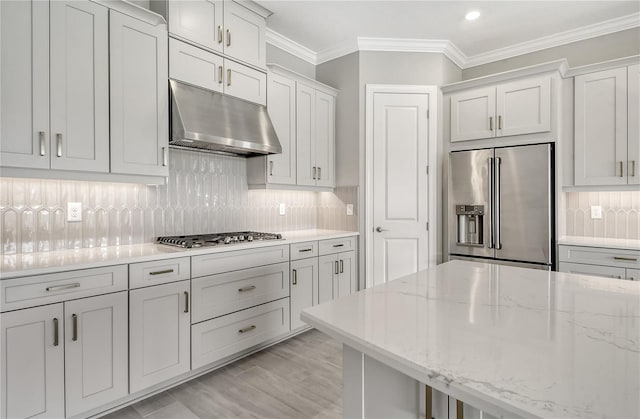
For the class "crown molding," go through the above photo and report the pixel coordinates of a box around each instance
[565,54,640,77]
[266,28,317,65]
[266,12,640,69]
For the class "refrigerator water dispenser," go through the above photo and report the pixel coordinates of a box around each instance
[456,205,484,246]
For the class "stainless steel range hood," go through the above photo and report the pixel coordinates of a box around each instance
[169,80,282,156]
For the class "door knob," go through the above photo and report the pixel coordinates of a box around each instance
[375,227,387,233]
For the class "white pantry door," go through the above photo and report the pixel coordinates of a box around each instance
[370,89,430,286]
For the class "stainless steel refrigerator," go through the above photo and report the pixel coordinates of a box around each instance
[447,143,554,270]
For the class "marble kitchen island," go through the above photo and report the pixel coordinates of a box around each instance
[301,260,640,419]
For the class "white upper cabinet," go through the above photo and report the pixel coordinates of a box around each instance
[450,76,551,142]
[314,90,336,188]
[628,64,639,185]
[0,0,49,169]
[109,10,169,177]
[574,66,632,186]
[265,73,297,185]
[224,57,267,105]
[156,0,267,69]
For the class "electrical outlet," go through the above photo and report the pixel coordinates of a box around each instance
[279,203,286,216]
[346,204,354,216]
[590,205,602,219]
[67,202,82,222]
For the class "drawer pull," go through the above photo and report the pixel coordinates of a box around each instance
[614,256,638,262]
[238,325,256,334]
[299,248,313,253]
[149,269,174,276]
[46,283,81,292]
[53,318,59,347]
[184,291,189,313]
[238,285,256,292]
[332,244,344,248]
[72,314,78,342]
[292,269,297,285]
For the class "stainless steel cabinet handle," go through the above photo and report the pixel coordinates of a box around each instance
[334,261,339,275]
[489,116,493,131]
[39,131,46,156]
[56,133,62,157]
[312,166,317,180]
[494,157,502,250]
[218,66,223,84]
[631,160,636,177]
[614,256,638,262]
[184,291,189,313]
[226,29,231,47]
[269,160,274,176]
[72,314,78,342]
[162,147,168,167]
[46,283,81,292]
[238,285,256,292]
[299,248,313,252]
[292,269,297,285]
[487,157,495,249]
[227,69,231,86]
[317,167,322,180]
[375,227,387,233]
[149,268,174,276]
[238,325,256,334]
[619,161,624,177]
[217,25,223,44]
[53,318,59,347]
[498,115,502,130]
[339,259,344,273]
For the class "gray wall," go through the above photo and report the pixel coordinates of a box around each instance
[267,44,316,79]
[463,28,640,79]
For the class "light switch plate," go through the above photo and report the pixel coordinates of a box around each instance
[279,203,286,216]
[590,205,602,219]
[346,204,354,216]
[67,202,82,222]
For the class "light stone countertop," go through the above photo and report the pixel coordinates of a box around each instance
[0,229,358,280]
[558,236,640,251]
[302,260,640,419]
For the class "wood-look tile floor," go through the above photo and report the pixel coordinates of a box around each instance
[103,330,342,419]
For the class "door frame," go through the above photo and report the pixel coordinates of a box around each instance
[364,84,438,289]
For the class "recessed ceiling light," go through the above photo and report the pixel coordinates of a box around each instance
[465,10,480,21]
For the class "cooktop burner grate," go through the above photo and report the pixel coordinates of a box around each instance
[157,231,283,248]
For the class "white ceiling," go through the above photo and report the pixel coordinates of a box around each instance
[256,1,640,65]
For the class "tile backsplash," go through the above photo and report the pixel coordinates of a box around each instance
[565,191,640,240]
[0,149,358,254]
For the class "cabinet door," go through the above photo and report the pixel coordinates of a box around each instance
[627,268,640,281]
[224,59,267,105]
[628,64,639,185]
[450,87,496,142]
[223,1,266,69]
[496,76,551,137]
[267,73,297,185]
[336,251,357,299]
[130,280,190,393]
[315,90,335,187]
[318,254,337,304]
[290,258,318,330]
[169,37,224,93]
[296,83,316,186]
[0,0,49,169]
[558,262,626,279]
[168,0,223,53]
[110,10,169,177]
[575,67,628,186]
[64,292,128,416]
[49,1,109,173]
[1,304,64,419]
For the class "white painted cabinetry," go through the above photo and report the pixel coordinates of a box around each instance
[167,0,224,54]
[290,257,319,330]
[110,10,169,177]
[450,76,551,142]
[223,1,267,69]
[267,73,297,184]
[629,64,640,186]
[318,237,358,303]
[558,244,639,280]
[129,280,191,393]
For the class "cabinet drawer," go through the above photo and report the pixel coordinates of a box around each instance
[627,269,640,281]
[191,262,289,323]
[290,241,318,260]
[192,245,289,278]
[319,236,357,256]
[129,257,191,289]
[559,262,626,279]
[1,265,128,312]
[191,298,290,369]
[558,245,640,269]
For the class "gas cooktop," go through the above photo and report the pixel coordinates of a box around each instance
[156,232,283,248]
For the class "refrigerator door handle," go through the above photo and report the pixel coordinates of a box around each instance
[495,157,502,250]
[488,157,494,249]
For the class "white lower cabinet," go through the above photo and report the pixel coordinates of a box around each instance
[319,250,357,303]
[558,244,640,281]
[627,269,640,281]
[129,280,191,393]
[1,304,65,419]
[290,257,318,330]
[558,262,626,279]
